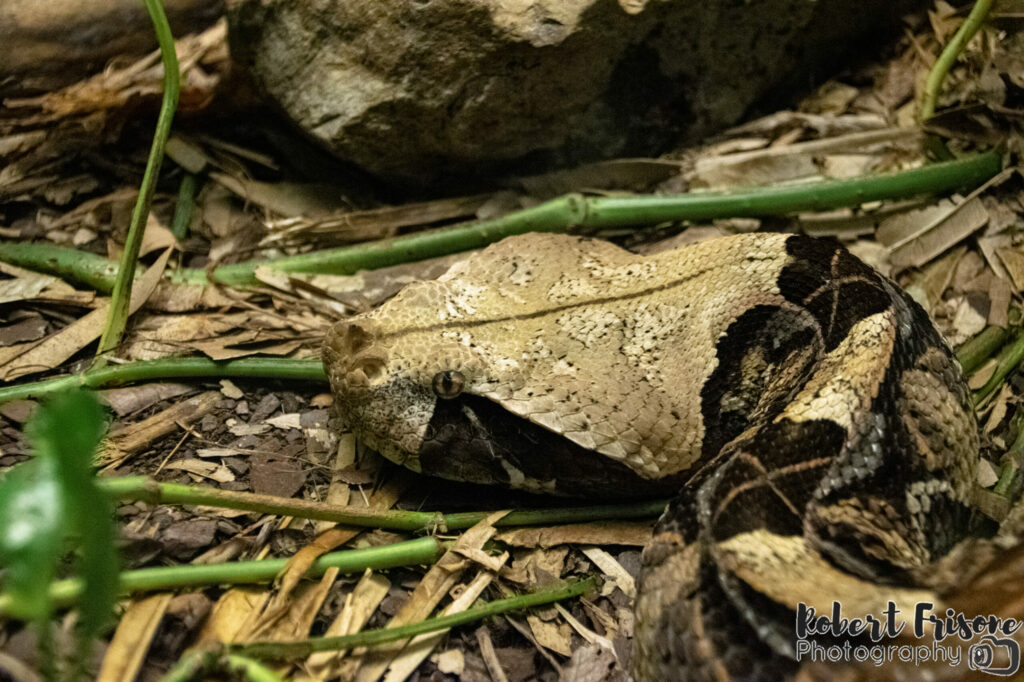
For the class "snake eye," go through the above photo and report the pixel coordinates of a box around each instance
[432,370,465,400]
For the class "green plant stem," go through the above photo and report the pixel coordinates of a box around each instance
[170,173,198,241]
[99,475,669,531]
[958,324,1013,375]
[179,150,1003,286]
[0,357,326,405]
[920,0,995,121]
[225,655,287,682]
[97,0,180,354]
[0,537,444,617]
[994,409,1024,497]
[0,152,1002,291]
[228,577,597,660]
[159,651,209,682]
[972,327,1024,406]
[0,242,121,293]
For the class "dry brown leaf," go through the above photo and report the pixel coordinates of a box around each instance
[381,572,498,682]
[146,281,237,313]
[453,546,510,573]
[353,511,509,682]
[0,246,171,380]
[506,614,565,673]
[263,193,498,245]
[519,159,681,196]
[978,233,1013,279]
[194,588,269,646]
[968,358,998,391]
[527,614,573,657]
[303,571,391,679]
[951,296,989,343]
[211,171,349,218]
[996,246,1024,291]
[95,594,173,682]
[475,627,512,682]
[257,527,358,632]
[902,246,965,313]
[501,548,569,585]
[101,382,194,417]
[245,569,340,644]
[164,135,210,174]
[433,650,465,675]
[559,644,618,682]
[580,547,636,599]
[988,275,1012,326]
[692,128,920,190]
[886,197,990,269]
[219,379,244,399]
[0,268,59,304]
[266,413,302,430]
[495,521,653,549]
[226,423,271,437]
[163,458,235,483]
[799,208,877,238]
[877,200,957,246]
[554,602,615,652]
[2,22,226,128]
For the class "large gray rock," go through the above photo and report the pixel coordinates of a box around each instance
[228,0,921,186]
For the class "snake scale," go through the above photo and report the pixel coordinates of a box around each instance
[323,232,988,680]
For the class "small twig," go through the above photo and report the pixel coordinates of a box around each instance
[0,537,445,616]
[0,356,326,405]
[98,475,669,532]
[958,324,1013,375]
[972,327,1024,406]
[227,577,597,661]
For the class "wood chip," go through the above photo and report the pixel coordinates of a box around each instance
[266,413,302,430]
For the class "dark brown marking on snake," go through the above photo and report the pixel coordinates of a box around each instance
[778,236,891,352]
[419,394,687,499]
[700,305,821,461]
[700,419,846,542]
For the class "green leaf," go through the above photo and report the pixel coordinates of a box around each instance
[24,389,119,641]
[0,458,63,621]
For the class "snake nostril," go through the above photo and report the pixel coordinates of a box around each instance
[352,356,387,385]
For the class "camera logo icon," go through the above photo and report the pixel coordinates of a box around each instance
[968,635,1021,676]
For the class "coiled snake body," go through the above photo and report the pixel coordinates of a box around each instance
[324,232,984,679]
